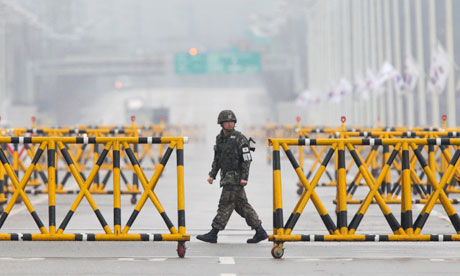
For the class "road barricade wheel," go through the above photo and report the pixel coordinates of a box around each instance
[177,242,186,258]
[271,245,284,259]
[130,195,137,205]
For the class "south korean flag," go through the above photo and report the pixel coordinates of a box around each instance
[242,146,252,161]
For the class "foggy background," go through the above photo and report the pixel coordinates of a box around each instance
[0,0,460,133]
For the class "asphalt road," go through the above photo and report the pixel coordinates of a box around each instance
[1,137,460,275]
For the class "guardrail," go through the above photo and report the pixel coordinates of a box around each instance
[0,136,189,257]
[268,137,460,258]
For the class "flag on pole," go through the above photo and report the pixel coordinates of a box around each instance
[393,73,405,95]
[403,55,419,92]
[364,69,377,95]
[295,90,312,107]
[354,74,369,101]
[427,43,450,94]
[374,62,398,93]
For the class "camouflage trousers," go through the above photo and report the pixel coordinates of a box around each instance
[211,185,262,230]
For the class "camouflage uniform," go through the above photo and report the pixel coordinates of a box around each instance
[208,128,262,230]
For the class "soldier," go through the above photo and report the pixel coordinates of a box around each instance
[197,110,268,244]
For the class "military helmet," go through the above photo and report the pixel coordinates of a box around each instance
[217,110,237,124]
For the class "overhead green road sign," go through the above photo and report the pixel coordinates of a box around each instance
[174,53,208,74]
[174,49,262,75]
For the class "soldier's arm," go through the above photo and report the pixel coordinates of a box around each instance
[208,140,220,179]
[238,135,252,181]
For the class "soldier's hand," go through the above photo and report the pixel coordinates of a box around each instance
[240,179,248,186]
[207,177,214,184]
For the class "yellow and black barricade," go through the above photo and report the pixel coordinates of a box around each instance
[268,137,460,259]
[0,136,189,258]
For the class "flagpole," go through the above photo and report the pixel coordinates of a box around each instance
[350,0,358,126]
[359,0,366,127]
[324,0,330,125]
[360,0,369,127]
[377,0,385,126]
[383,0,394,127]
[306,9,315,125]
[428,0,440,126]
[392,0,403,126]
[445,0,456,127]
[331,0,340,125]
[321,2,330,126]
[369,0,378,127]
[414,0,427,126]
[341,0,351,125]
[403,0,414,127]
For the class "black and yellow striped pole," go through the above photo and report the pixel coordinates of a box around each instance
[113,140,121,235]
[91,141,100,192]
[48,140,56,234]
[0,154,6,209]
[176,137,186,257]
[337,141,347,234]
[401,142,413,235]
[272,141,284,237]
[381,144,390,197]
[428,136,436,195]
[131,117,139,204]
[176,138,186,235]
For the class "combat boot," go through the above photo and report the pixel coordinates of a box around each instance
[196,227,219,243]
[247,225,268,243]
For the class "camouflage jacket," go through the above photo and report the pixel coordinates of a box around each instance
[209,129,252,186]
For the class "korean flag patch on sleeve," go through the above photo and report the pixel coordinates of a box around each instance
[242,146,252,161]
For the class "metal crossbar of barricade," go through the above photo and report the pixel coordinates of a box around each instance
[295,127,460,200]
[0,136,189,258]
[0,124,170,202]
[268,137,460,259]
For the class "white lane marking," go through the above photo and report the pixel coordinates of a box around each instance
[26,258,45,261]
[335,258,353,262]
[9,195,49,216]
[118,258,135,261]
[219,257,235,264]
[297,258,352,262]
[296,258,321,262]
[0,257,44,261]
[430,259,445,262]
[149,258,166,262]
